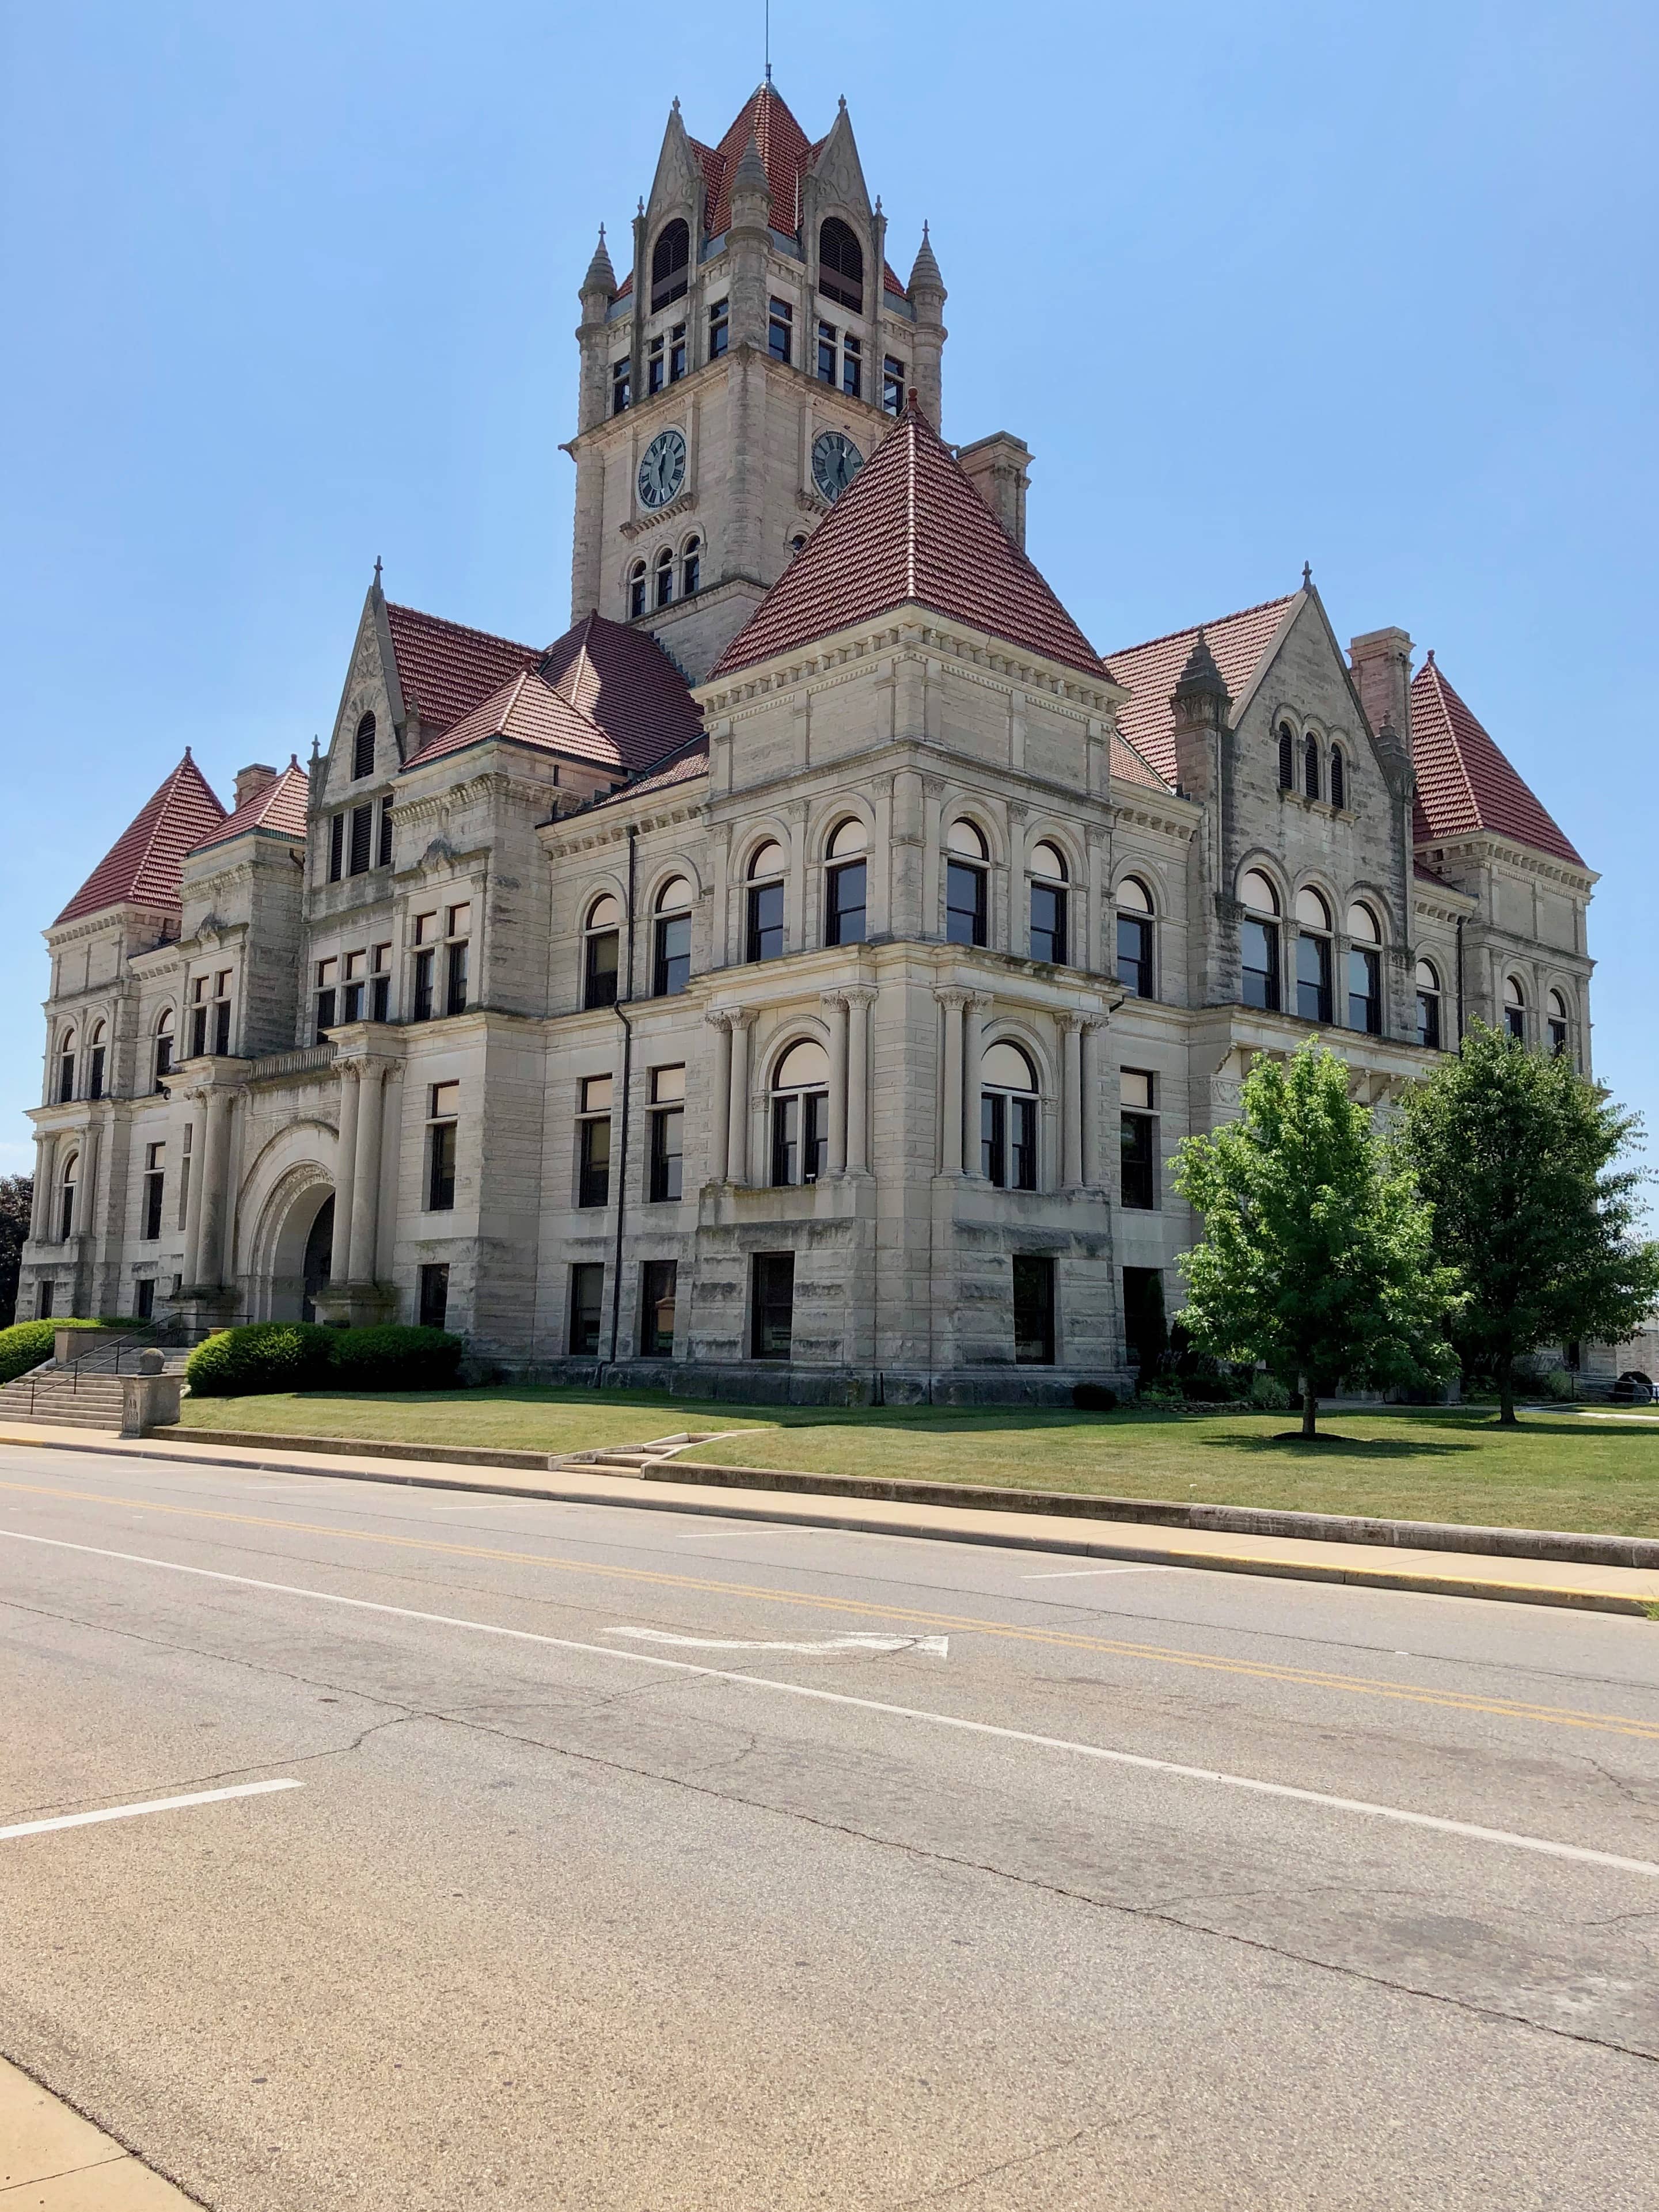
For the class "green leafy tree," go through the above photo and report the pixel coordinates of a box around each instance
[1395,1024,1659,1426]
[1174,1041,1459,1438]
[0,1175,31,1328]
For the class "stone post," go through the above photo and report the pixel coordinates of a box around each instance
[844,987,876,1175]
[822,992,849,1175]
[347,1062,386,1284]
[726,1012,753,1185]
[1060,1013,1085,1189]
[331,1064,360,1287]
[705,1012,733,1184]
[935,988,969,1174]
[963,993,993,1176]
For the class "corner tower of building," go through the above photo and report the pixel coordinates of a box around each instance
[566,84,945,682]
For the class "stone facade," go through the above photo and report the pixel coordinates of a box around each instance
[19,82,1609,1401]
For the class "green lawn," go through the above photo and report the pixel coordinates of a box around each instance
[176,1386,1659,1539]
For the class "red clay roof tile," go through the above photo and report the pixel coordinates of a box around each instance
[55,753,227,925]
[709,402,1110,682]
[1409,656,1583,867]
[700,83,815,239]
[384,602,543,736]
[538,610,704,770]
[189,760,309,854]
[1104,596,1299,782]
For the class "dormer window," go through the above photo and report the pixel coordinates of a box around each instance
[818,216,864,313]
[650,219,689,313]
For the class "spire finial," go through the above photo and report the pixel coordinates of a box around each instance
[289,751,299,769]
[671,94,680,114]
[1426,647,1436,666]
[1301,560,1312,588]
[309,735,321,766]
[183,744,193,762]
[637,195,644,218]
[838,93,847,111]
[374,554,382,588]
[598,221,605,242]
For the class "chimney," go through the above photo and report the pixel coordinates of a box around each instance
[956,432,1031,549]
[1348,628,1413,747]
[234,763,278,811]
[1169,630,1231,805]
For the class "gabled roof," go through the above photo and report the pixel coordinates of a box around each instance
[189,759,309,855]
[55,752,226,925]
[408,668,625,774]
[384,603,542,736]
[1409,655,1583,867]
[1104,596,1299,782]
[709,401,1112,683]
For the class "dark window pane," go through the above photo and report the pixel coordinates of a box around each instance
[1296,934,1332,1024]
[570,1263,604,1355]
[1417,991,1441,1050]
[946,860,986,947]
[143,1173,164,1240]
[412,950,434,1022]
[341,980,362,1024]
[752,1252,795,1359]
[214,999,231,1054]
[654,915,690,996]
[803,1091,828,1183]
[650,1108,684,1202]
[371,975,389,1022]
[1012,1255,1055,1365]
[154,1036,173,1086]
[1123,1265,1167,1378]
[708,303,728,359]
[354,714,375,780]
[640,1259,677,1356]
[818,321,837,382]
[981,1090,1005,1185]
[1347,947,1381,1035]
[826,861,866,946]
[88,1048,104,1099]
[314,989,336,1042]
[1330,750,1346,810]
[1278,727,1294,789]
[428,1121,457,1211]
[1121,1113,1156,1210]
[1012,1097,1038,1191]
[650,219,689,311]
[681,545,699,595]
[612,360,631,414]
[58,1053,74,1102]
[446,940,469,1017]
[747,881,784,963]
[1116,914,1151,997]
[349,803,373,875]
[883,356,905,412]
[191,1006,208,1056]
[1031,883,1067,965]
[135,1278,155,1319]
[418,1263,449,1331]
[771,1095,798,1188]
[578,1117,611,1208]
[584,930,620,1009]
[1549,1018,1568,1057]
[1241,919,1279,1010]
[1506,1005,1525,1041]
[378,800,393,868]
[1303,737,1320,800]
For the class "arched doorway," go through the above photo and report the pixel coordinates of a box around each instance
[301,1196,333,1322]
[254,1174,335,1322]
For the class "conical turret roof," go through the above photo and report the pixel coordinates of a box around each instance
[55,752,226,924]
[1409,655,1583,866]
[709,401,1111,683]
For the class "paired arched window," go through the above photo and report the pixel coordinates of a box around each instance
[680,535,700,598]
[1028,841,1068,966]
[946,820,989,947]
[1346,903,1381,1035]
[1239,872,1280,1011]
[651,219,690,311]
[153,1007,175,1092]
[1548,989,1570,1057]
[1330,743,1346,811]
[627,560,647,621]
[1415,959,1442,1050]
[818,217,864,313]
[87,1020,107,1100]
[1294,888,1332,1024]
[56,1027,76,1104]
[981,1040,1038,1190]
[746,840,786,963]
[1504,976,1527,1042]
[654,544,675,609]
[1303,733,1321,801]
[58,1151,79,1241]
[653,878,692,997]
[771,1037,830,1186]
[583,894,621,1009]
[1115,877,1153,998]
[1277,724,1295,790]
[825,817,867,946]
[352,712,377,781]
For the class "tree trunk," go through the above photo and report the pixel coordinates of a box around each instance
[1301,1376,1317,1439]
[1497,1355,1517,1428]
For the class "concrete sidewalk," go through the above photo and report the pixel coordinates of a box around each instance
[3,1420,1658,1619]
[0,2051,199,2206]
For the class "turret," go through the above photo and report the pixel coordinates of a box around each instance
[1169,629,1231,805]
[906,223,947,425]
[576,226,617,432]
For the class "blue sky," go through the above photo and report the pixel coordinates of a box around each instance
[2,0,1654,1183]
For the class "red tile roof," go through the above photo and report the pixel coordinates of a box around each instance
[1104,596,1299,782]
[56,752,227,925]
[384,602,542,736]
[189,759,309,854]
[593,740,711,809]
[709,402,1111,682]
[698,83,815,239]
[1409,656,1583,867]
[409,669,625,772]
[539,610,705,770]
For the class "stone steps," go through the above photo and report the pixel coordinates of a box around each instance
[0,1370,128,1430]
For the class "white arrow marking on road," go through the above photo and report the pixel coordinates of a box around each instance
[610,1626,948,1657]
[0,1778,302,1844]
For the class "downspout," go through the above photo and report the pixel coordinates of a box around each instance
[606,825,639,1369]
[1455,914,1466,1047]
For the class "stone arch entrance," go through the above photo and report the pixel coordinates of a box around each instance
[250,1169,336,1322]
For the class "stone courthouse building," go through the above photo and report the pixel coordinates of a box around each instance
[20,83,1601,1399]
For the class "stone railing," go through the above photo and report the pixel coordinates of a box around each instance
[246,1042,338,1085]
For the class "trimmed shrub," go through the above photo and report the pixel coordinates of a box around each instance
[185,1323,334,1397]
[1072,1382,1119,1413]
[327,1325,463,1390]
[0,1317,131,1387]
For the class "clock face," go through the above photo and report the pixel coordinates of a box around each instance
[637,428,687,511]
[812,430,864,504]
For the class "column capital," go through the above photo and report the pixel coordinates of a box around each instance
[1056,1008,1089,1034]
[704,1008,735,1034]
[966,989,995,1014]
[933,986,972,1012]
[842,985,878,1010]
[818,989,848,1013]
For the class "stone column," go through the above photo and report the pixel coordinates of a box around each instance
[30,1136,53,1241]
[347,1062,386,1283]
[196,1089,233,1290]
[935,988,969,1174]
[1060,1013,1085,1189]
[705,1012,733,1183]
[181,1104,206,1286]
[726,1012,753,1185]
[331,1064,360,1287]
[844,986,876,1175]
[963,993,993,1177]
[1080,1018,1105,1188]
[822,992,849,1175]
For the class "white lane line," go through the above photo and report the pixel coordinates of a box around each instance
[0,1778,301,1844]
[4,1529,1656,1883]
[1021,1565,1176,1580]
[611,1626,949,1657]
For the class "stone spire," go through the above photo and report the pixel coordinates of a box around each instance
[730,131,770,227]
[1168,630,1232,804]
[908,220,944,298]
[580,224,616,303]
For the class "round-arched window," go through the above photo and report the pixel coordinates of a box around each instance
[947,819,989,860]
[1116,876,1153,998]
[58,1150,78,1241]
[1547,988,1570,1056]
[819,216,864,313]
[946,820,988,947]
[651,218,690,311]
[653,878,692,997]
[1117,876,1152,913]
[56,1027,77,1104]
[583,893,622,1010]
[353,711,377,781]
[1277,723,1295,790]
[1029,841,1068,964]
[1330,743,1346,811]
[654,544,674,610]
[825,819,867,947]
[980,1040,1038,1189]
[628,560,647,621]
[1346,905,1381,1035]
[1294,889,1333,1023]
[1303,733,1321,801]
[827,818,866,860]
[1295,888,1331,930]
[1030,840,1066,880]
[1240,875,1280,1011]
[771,1037,831,1186]
[680,535,700,598]
[88,1020,107,1100]
[746,842,785,964]
[154,1006,175,1089]
[748,840,785,881]
[1504,976,1527,1041]
[1415,959,1442,1050]
[1240,871,1278,914]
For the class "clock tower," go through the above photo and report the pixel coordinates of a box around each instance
[564,83,947,683]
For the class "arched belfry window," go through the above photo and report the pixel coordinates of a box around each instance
[651,219,690,311]
[1303,733,1321,801]
[1329,743,1346,811]
[353,712,377,781]
[1277,724,1295,790]
[819,217,864,313]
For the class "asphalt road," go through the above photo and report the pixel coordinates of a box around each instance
[2,1441,1656,2210]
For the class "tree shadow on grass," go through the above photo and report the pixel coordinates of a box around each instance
[1205,1432,1472,1460]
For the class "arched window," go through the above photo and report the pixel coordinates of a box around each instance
[1415,959,1442,1050]
[652,878,692,997]
[1294,888,1332,1024]
[1329,743,1346,811]
[1345,903,1381,1035]
[56,1027,76,1105]
[87,1021,107,1100]
[583,892,621,1010]
[627,560,647,621]
[654,544,674,609]
[771,1037,830,1186]
[789,533,807,558]
[1277,724,1295,790]
[1028,841,1068,965]
[1115,876,1153,998]
[1547,988,1570,1058]
[353,712,377,781]
[1239,872,1280,1012]
[1504,976,1526,1042]
[679,535,700,598]
[153,1008,175,1092]
[818,216,864,313]
[1303,733,1321,801]
[58,1151,79,1242]
[825,817,867,947]
[981,1040,1038,1190]
[946,820,989,947]
[650,219,690,311]
[746,841,786,963]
